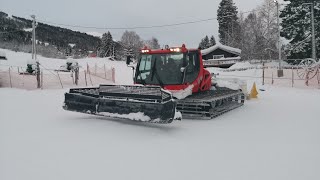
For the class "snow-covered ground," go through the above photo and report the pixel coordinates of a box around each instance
[1,86,319,180]
[0,48,133,87]
[1,49,320,180]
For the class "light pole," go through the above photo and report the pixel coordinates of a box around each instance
[31,15,40,88]
[274,0,283,77]
[303,2,317,61]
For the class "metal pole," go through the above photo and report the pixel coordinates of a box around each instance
[275,1,284,77]
[311,2,316,60]
[31,15,40,88]
[277,2,281,66]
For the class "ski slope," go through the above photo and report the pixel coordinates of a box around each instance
[1,49,320,180]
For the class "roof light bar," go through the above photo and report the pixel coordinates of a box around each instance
[169,48,181,52]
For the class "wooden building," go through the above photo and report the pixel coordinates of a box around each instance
[201,44,241,68]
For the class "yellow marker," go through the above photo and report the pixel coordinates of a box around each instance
[249,82,258,99]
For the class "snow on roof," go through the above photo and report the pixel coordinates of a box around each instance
[23,28,33,32]
[201,43,241,56]
[68,43,76,48]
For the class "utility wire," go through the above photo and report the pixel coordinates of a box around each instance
[0,6,278,33]
[36,9,262,30]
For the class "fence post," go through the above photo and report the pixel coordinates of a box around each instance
[75,68,79,85]
[84,70,88,86]
[306,71,309,86]
[22,67,25,87]
[87,63,90,74]
[272,72,274,85]
[262,62,265,85]
[71,71,75,85]
[57,71,64,89]
[8,67,12,88]
[41,71,43,89]
[104,64,107,79]
[95,63,97,75]
[89,71,93,86]
[112,67,115,83]
[291,67,294,88]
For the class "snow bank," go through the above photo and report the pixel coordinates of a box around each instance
[229,62,256,69]
[215,78,241,90]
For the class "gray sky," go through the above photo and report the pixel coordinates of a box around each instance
[1,0,266,47]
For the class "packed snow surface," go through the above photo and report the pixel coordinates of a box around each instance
[1,87,320,180]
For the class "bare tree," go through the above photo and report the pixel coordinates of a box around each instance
[258,0,278,59]
[239,0,278,60]
[120,31,144,59]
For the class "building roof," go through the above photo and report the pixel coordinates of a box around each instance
[201,43,241,56]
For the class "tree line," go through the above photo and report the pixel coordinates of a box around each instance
[212,0,319,60]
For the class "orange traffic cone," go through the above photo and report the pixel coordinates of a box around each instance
[249,82,258,99]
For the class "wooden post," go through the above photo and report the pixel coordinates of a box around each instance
[88,71,93,86]
[104,64,107,79]
[87,63,90,74]
[262,62,265,85]
[306,71,309,86]
[95,63,97,75]
[291,67,294,87]
[41,71,43,89]
[71,71,75,85]
[22,67,25,87]
[75,67,79,85]
[318,68,320,89]
[84,70,88,86]
[112,67,115,83]
[57,71,64,89]
[9,67,12,88]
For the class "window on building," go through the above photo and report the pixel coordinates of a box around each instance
[213,55,224,59]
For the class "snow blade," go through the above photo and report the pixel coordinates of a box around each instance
[63,85,177,124]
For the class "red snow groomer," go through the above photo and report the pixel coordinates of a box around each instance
[63,44,245,123]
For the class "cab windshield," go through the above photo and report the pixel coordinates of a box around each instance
[135,52,199,85]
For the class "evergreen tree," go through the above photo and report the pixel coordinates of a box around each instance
[99,31,114,57]
[198,35,211,50]
[280,0,320,59]
[217,0,241,48]
[210,35,216,46]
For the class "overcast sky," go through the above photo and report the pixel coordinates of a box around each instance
[1,0,274,47]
